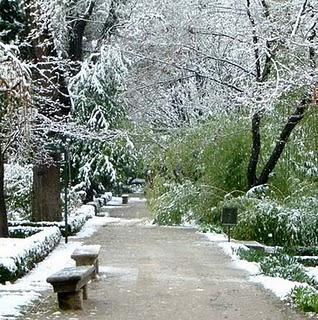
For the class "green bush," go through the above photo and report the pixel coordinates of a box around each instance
[4,164,32,220]
[259,254,314,284]
[146,108,318,248]
[238,248,315,287]
[147,118,250,226]
[291,286,318,313]
[237,247,268,263]
[230,189,318,247]
[8,227,39,238]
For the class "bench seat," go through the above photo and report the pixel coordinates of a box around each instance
[47,265,94,310]
[71,245,101,277]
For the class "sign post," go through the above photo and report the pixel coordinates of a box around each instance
[221,207,238,242]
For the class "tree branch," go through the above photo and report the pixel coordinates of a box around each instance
[256,98,310,186]
[246,0,261,81]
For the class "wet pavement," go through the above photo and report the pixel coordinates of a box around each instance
[21,199,308,320]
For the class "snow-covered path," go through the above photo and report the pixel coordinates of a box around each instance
[17,199,307,320]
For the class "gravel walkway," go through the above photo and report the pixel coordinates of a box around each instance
[22,199,307,320]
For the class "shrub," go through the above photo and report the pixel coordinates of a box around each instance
[8,227,39,238]
[228,185,318,247]
[237,247,268,263]
[0,227,61,283]
[4,164,32,220]
[151,181,200,225]
[147,118,250,226]
[259,254,314,284]
[238,248,316,286]
[291,286,318,313]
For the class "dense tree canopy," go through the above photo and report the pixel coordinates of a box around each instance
[0,0,317,237]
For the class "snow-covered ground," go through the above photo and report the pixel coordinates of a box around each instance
[0,241,79,319]
[0,212,128,319]
[0,196,148,319]
[203,232,318,300]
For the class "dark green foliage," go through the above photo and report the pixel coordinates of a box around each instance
[237,247,268,263]
[147,118,250,225]
[238,248,316,285]
[295,247,318,256]
[295,257,318,268]
[260,254,314,284]
[291,287,318,313]
[0,0,24,43]
[8,227,39,238]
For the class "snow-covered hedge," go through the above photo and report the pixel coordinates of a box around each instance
[0,226,61,283]
[8,204,95,236]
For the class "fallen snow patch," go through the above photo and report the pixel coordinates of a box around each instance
[250,276,306,299]
[71,215,120,239]
[203,231,302,300]
[305,266,318,282]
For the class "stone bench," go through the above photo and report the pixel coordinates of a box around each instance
[47,266,95,310]
[71,245,101,278]
[122,194,129,204]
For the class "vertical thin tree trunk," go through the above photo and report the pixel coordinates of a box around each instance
[0,144,9,237]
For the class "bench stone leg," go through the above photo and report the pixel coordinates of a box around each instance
[57,291,83,310]
[93,259,99,278]
[82,285,88,300]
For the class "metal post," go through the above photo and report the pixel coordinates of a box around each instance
[64,148,69,244]
[227,226,231,242]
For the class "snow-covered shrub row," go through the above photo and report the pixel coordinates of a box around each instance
[230,193,318,247]
[8,204,95,236]
[8,227,39,238]
[237,247,318,313]
[4,164,32,221]
[0,226,61,283]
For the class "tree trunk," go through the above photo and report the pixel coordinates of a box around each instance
[247,99,310,189]
[247,111,262,188]
[0,144,9,237]
[32,154,62,222]
[68,1,95,61]
[256,101,309,186]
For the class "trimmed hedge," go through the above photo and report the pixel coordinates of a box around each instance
[0,226,61,283]
[8,204,95,236]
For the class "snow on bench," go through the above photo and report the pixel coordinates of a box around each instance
[46,265,95,310]
[71,245,101,278]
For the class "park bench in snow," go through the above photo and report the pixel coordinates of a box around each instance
[71,245,101,278]
[46,265,94,310]
[122,194,129,204]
